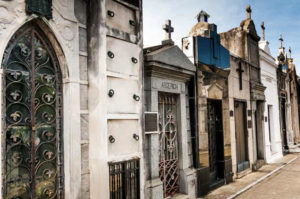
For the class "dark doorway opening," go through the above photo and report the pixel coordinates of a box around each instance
[255,101,265,160]
[207,99,225,189]
[281,96,288,151]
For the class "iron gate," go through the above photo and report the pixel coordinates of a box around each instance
[2,24,63,198]
[109,159,140,199]
[158,93,179,197]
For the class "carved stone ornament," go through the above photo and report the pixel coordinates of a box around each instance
[26,0,52,19]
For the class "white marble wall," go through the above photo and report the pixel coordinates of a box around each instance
[259,42,283,163]
[0,0,82,198]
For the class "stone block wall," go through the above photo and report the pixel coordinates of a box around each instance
[75,0,90,198]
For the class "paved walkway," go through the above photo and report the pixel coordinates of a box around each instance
[203,154,299,199]
[236,155,300,199]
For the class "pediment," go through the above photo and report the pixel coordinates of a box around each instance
[206,83,223,99]
[241,19,260,41]
[145,45,196,72]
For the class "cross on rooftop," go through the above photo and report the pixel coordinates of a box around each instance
[246,5,252,19]
[279,35,284,48]
[261,21,265,41]
[163,19,174,41]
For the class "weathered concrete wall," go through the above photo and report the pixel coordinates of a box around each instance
[228,56,254,177]
[287,59,300,144]
[75,0,90,197]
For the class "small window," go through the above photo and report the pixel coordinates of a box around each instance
[109,159,140,199]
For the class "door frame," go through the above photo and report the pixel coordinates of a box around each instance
[234,99,249,173]
[207,99,225,181]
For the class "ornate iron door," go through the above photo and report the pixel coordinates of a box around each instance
[158,93,179,197]
[2,24,63,198]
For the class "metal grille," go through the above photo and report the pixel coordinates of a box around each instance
[2,23,63,198]
[158,93,179,197]
[109,159,140,199]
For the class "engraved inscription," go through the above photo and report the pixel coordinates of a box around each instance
[162,82,178,90]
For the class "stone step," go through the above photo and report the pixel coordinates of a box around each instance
[288,144,300,152]
[168,193,189,199]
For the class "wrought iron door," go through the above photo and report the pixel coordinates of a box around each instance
[158,93,179,197]
[2,24,63,198]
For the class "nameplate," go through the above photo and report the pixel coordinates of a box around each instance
[161,82,178,90]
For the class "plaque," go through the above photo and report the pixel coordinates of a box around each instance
[145,112,158,133]
[247,120,252,128]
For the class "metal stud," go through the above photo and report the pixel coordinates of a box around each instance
[109,135,115,143]
[129,20,136,27]
[133,94,140,101]
[133,134,139,141]
[131,57,138,64]
[107,10,115,17]
[108,89,115,97]
[107,51,114,59]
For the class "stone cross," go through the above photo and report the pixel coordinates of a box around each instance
[279,35,284,48]
[246,5,252,19]
[237,62,244,90]
[261,22,265,41]
[197,10,210,22]
[163,20,174,41]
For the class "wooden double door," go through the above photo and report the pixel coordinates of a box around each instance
[207,99,224,185]
[234,101,249,172]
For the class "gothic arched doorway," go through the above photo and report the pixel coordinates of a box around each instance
[2,22,64,198]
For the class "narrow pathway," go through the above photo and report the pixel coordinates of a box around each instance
[203,154,299,199]
[236,155,300,199]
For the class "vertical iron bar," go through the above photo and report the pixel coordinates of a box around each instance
[30,29,36,199]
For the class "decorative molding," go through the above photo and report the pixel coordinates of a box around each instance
[51,9,77,52]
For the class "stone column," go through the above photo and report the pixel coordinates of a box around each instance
[197,72,210,196]
[222,91,233,183]
[144,83,164,199]
[178,84,196,198]
[87,0,109,198]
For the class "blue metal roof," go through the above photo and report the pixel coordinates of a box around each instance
[196,25,230,69]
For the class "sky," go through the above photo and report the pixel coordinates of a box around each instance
[143,0,300,74]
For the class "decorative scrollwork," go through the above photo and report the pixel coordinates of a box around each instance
[3,26,63,198]
[158,93,179,197]
[10,111,22,122]
[42,112,55,123]
[9,70,22,81]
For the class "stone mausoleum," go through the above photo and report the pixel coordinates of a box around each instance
[0,0,144,198]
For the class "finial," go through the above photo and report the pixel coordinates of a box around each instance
[289,47,292,58]
[246,5,252,19]
[261,21,265,41]
[279,34,284,48]
[162,19,174,45]
[197,10,210,22]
